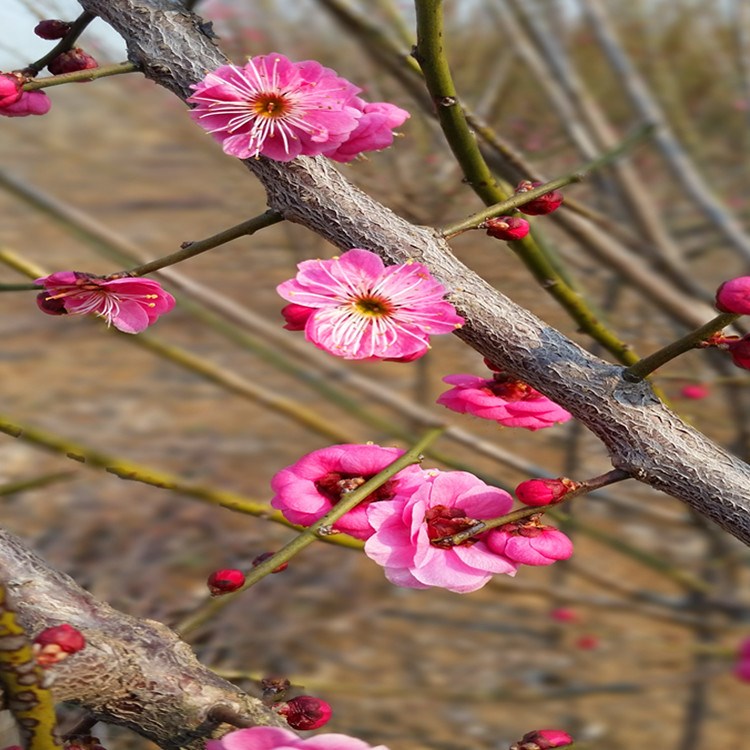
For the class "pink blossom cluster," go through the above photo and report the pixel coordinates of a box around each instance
[277,249,463,361]
[272,444,573,594]
[188,54,409,162]
[437,368,571,430]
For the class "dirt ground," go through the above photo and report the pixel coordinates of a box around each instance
[2,71,750,750]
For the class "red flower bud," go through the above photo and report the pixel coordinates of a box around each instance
[34,20,73,39]
[575,635,599,650]
[718,335,750,370]
[716,276,750,315]
[277,696,332,730]
[515,180,564,216]
[515,477,577,507]
[484,216,530,241]
[510,729,574,750]
[33,624,85,667]
[47,48,98,76]
[550,607,578,623]
[207,568,245,596]
[252,552,288,573]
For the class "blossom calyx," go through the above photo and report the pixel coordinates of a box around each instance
[33,624,86,667]
[207,569,245,596]
[484,216,530,241]
[716,276,750,315]
[34,20,73,39]
[514,180,564,215]
[48,48,98,75]
[276,696,333,730]
[510,729,573,750]
[515,477,578,507]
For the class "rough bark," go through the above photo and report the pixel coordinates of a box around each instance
[0,529,285,749]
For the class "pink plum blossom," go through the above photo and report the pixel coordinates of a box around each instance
[35,272,175,334]
[270,444,426,539]
[277,249,463,361]
[208,727,389,750]
[486,519,573,566]
[322,99,409,162]
[364,470,517,593]
[187,54,364,161]
[437,371,571,430]
[0,90,51,117]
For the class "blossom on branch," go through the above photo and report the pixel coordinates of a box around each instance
[208,727,389,750]
[0,74,50,117]
[437,370,571,430]
[188,54,408,162]
[486,519,573,566]
[277,249,463,361]
[35,272,175,334]
[271,444,426,539]
[364,471,517,593]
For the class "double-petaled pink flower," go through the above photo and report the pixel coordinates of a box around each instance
[364,470,517,593]
[35,272,175,334]
[270,444,426,539]
[437,370,571,430]
[208,727,389,750]
[188,54,408,162]
[277,249,463,361]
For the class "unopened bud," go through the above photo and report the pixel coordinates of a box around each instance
[33,624,85,667]
[484,216,530,241]
[0,74,23,108]
[510,729,574,750]
[515,180,564,216]
[276,696,332,730]
[34,20,73,39]
[207,568,245,596]
[48,48,98,76]
[716,276,750,315]
[515,477,577,507]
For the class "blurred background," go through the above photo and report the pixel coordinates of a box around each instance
[2,1,750,748]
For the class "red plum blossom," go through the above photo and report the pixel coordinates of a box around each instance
[486,519,573,566]
[514,180,564,215]
[511,729,574,750]
[0,89,51,117]
[207,727,389,750]
[47,48,98,75]
[364,471,517,593]
[515,478,577,507]
[277,696,333,730]
[277,249,463,361]
[35,272,175,334]
[484,216,530,241]
[270,444,426,539]
[437,372,571,430]
[0,74,22,107]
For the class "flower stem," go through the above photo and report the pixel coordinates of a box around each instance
[125,210,284,276]
[176,427,444,636]
[438,468,630,546]
[23,11,97,76]
[440,125,654,239]
[0,283,39,291]
[622,313,739,383]
[23,62,138,90]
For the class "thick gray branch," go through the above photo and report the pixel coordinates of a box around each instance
[67,0,750,541]
[0,529,283,749]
